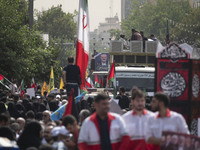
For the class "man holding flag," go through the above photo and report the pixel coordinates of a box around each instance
[108,61,117,98]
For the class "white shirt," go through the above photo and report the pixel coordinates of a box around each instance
[123,109,155,141]
[146,109,189,141]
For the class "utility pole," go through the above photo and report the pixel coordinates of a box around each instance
[28,0,34,29]
[166,19,170,45]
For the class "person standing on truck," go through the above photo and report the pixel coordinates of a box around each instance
[146,92,189,150]
[131,29,142,41]
[116,87,130,109]
[63,57,81,97]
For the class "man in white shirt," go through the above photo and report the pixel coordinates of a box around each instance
[146,92,189,150]
[123,88,155,150]
[78,94,130,150]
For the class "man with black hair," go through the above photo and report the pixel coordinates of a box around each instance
[131,29,142,41]
[123,88,155,150]
[0,113,9,127]
[63,57,81,97]
[146,92,189,150]
[116,87,130,109]
[63,115,79,150]
[78,93,130,150]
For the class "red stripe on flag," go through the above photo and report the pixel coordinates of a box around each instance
[0,74,4,81]
[76,41,89,88]
[63,89,74,117]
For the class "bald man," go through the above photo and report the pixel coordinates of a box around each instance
[16,117,25,134]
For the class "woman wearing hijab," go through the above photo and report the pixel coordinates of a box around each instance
[17,121,42,149]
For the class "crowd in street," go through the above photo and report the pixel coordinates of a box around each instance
[0,85,194,150]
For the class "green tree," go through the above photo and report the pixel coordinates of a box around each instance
[121,0,191,44]
[109,29,121,40]
[36,5,77,41]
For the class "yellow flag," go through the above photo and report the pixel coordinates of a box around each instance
[59,77,64,92]
[48,66,54,93]
[41,82,48,96]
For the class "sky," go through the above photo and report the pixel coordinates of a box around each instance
[34,0,121,31]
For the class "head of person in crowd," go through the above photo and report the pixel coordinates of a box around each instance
[0,126,15,141]
[36,95,43,103]
[150,34,155,40]
[0,101,7,114]
[0,113,9,127]
[43,125,54,144]
[131,89,145,113]
[56,95,61,101]
[151,92,170,112]
[62,100,68,106]
[119,87,126,95]
[49,100,59,112]
[62,115,78,134]
[17,121,42,149]
[26,110,35,120]
[79,109,90,125]
[16,117,25,132]
[68,56,74,64]
[120,34,125,39]
[39,144,54,150]
[47,94,54,102]
[132,28,136,34]
[42,110,51,125]
[10,117,15,124]
[10,122,20,136]
[94,94,110,117]
[14,95,19,103]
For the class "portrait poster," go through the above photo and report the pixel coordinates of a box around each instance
[161,131,200,150]
[95,53,109,71]
[156,59,190,101]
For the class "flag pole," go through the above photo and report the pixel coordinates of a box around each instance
[1,75,14,86]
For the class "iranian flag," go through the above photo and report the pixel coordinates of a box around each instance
[76,0,89,91]
[86,77,93,88]
[20,79,25,99]
[108,61,117,98]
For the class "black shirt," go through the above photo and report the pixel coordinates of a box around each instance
[116,94,130,109]
[63,64,81,85]
[97,115,112,150]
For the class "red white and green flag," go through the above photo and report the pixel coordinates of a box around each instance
[86,77,93,88]
[95,74,100,88]
[0,74,10,90]
[20,79,25,99]
[108,61,117,98]
[76,0,89,92]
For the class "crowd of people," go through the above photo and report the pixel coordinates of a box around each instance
[0,83,193,150]
[119,28,157,50]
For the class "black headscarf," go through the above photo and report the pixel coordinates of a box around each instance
[17,121,42,150]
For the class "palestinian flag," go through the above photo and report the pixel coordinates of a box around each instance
[95,74,100,88]
[0,74,10,90]
[108,61,117,98]
[63,89,79,121]
[20,79,25,99]
[76,0,90,91]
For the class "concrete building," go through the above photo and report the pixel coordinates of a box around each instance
[90,15,121,51]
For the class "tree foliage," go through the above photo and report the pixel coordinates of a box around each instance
[36,5,77,41]
[121,0,200,45]
[0,0,76,86]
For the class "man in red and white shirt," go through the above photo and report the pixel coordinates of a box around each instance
[78,94,130,150]
[146,92,189,150]
[123,88,155,150]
